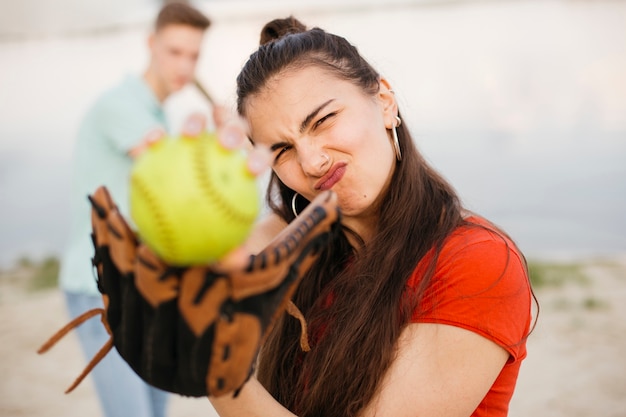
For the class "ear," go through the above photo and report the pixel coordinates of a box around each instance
[378,77,398,130]
[147,33,156,52]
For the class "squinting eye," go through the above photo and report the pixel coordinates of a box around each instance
[314,112,335,128]
[275,145,292,160]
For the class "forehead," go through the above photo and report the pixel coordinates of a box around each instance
[248,66,367,115]
[244,65,371,143]
[244,67,350,136]
[268,66,344,100]
[154,24,204,47]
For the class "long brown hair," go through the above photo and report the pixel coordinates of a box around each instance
[236,17,464,417]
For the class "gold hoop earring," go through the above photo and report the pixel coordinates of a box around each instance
[392,116,402,161]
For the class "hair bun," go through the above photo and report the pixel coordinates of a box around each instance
[259,16,307,45]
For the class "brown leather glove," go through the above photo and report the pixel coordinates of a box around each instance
[39,185,340,398]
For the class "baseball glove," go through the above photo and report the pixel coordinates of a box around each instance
[38,185,340,398]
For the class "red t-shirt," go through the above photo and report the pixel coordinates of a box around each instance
[407,216,532,416]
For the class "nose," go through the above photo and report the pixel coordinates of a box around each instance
[178,55,197,80]
[297,141,330,177]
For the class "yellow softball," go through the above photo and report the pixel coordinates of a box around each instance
[129,132,260,266]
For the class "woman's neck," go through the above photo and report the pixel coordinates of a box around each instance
[342,214,377,250]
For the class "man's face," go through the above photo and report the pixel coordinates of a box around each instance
[149,24,205,95]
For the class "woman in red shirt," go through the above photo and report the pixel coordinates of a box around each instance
[210,16,535,417]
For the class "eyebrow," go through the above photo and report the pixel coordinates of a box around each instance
[299,99,335,134]
[270,142,287,152]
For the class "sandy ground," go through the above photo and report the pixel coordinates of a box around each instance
[1,256,625,417]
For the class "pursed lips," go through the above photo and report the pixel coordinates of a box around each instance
[314,162,347,191]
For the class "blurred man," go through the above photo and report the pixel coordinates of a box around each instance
[58,3,211,417]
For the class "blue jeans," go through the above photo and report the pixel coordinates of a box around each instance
[64,291,169,417]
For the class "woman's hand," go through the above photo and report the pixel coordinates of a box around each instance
[128,107,272,177]
[128,126,167,158]
[129,106,278,269]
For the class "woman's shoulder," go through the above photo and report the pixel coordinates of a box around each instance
[410,215,533,359]
[441,214,524,263]
[408,214,530,310]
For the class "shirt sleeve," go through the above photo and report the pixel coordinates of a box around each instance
[410,230,532,362]
[94,92,164,154]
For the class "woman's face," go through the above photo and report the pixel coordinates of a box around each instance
[244,66,398,230]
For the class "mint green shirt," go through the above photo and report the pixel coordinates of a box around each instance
[60,75,168,295]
